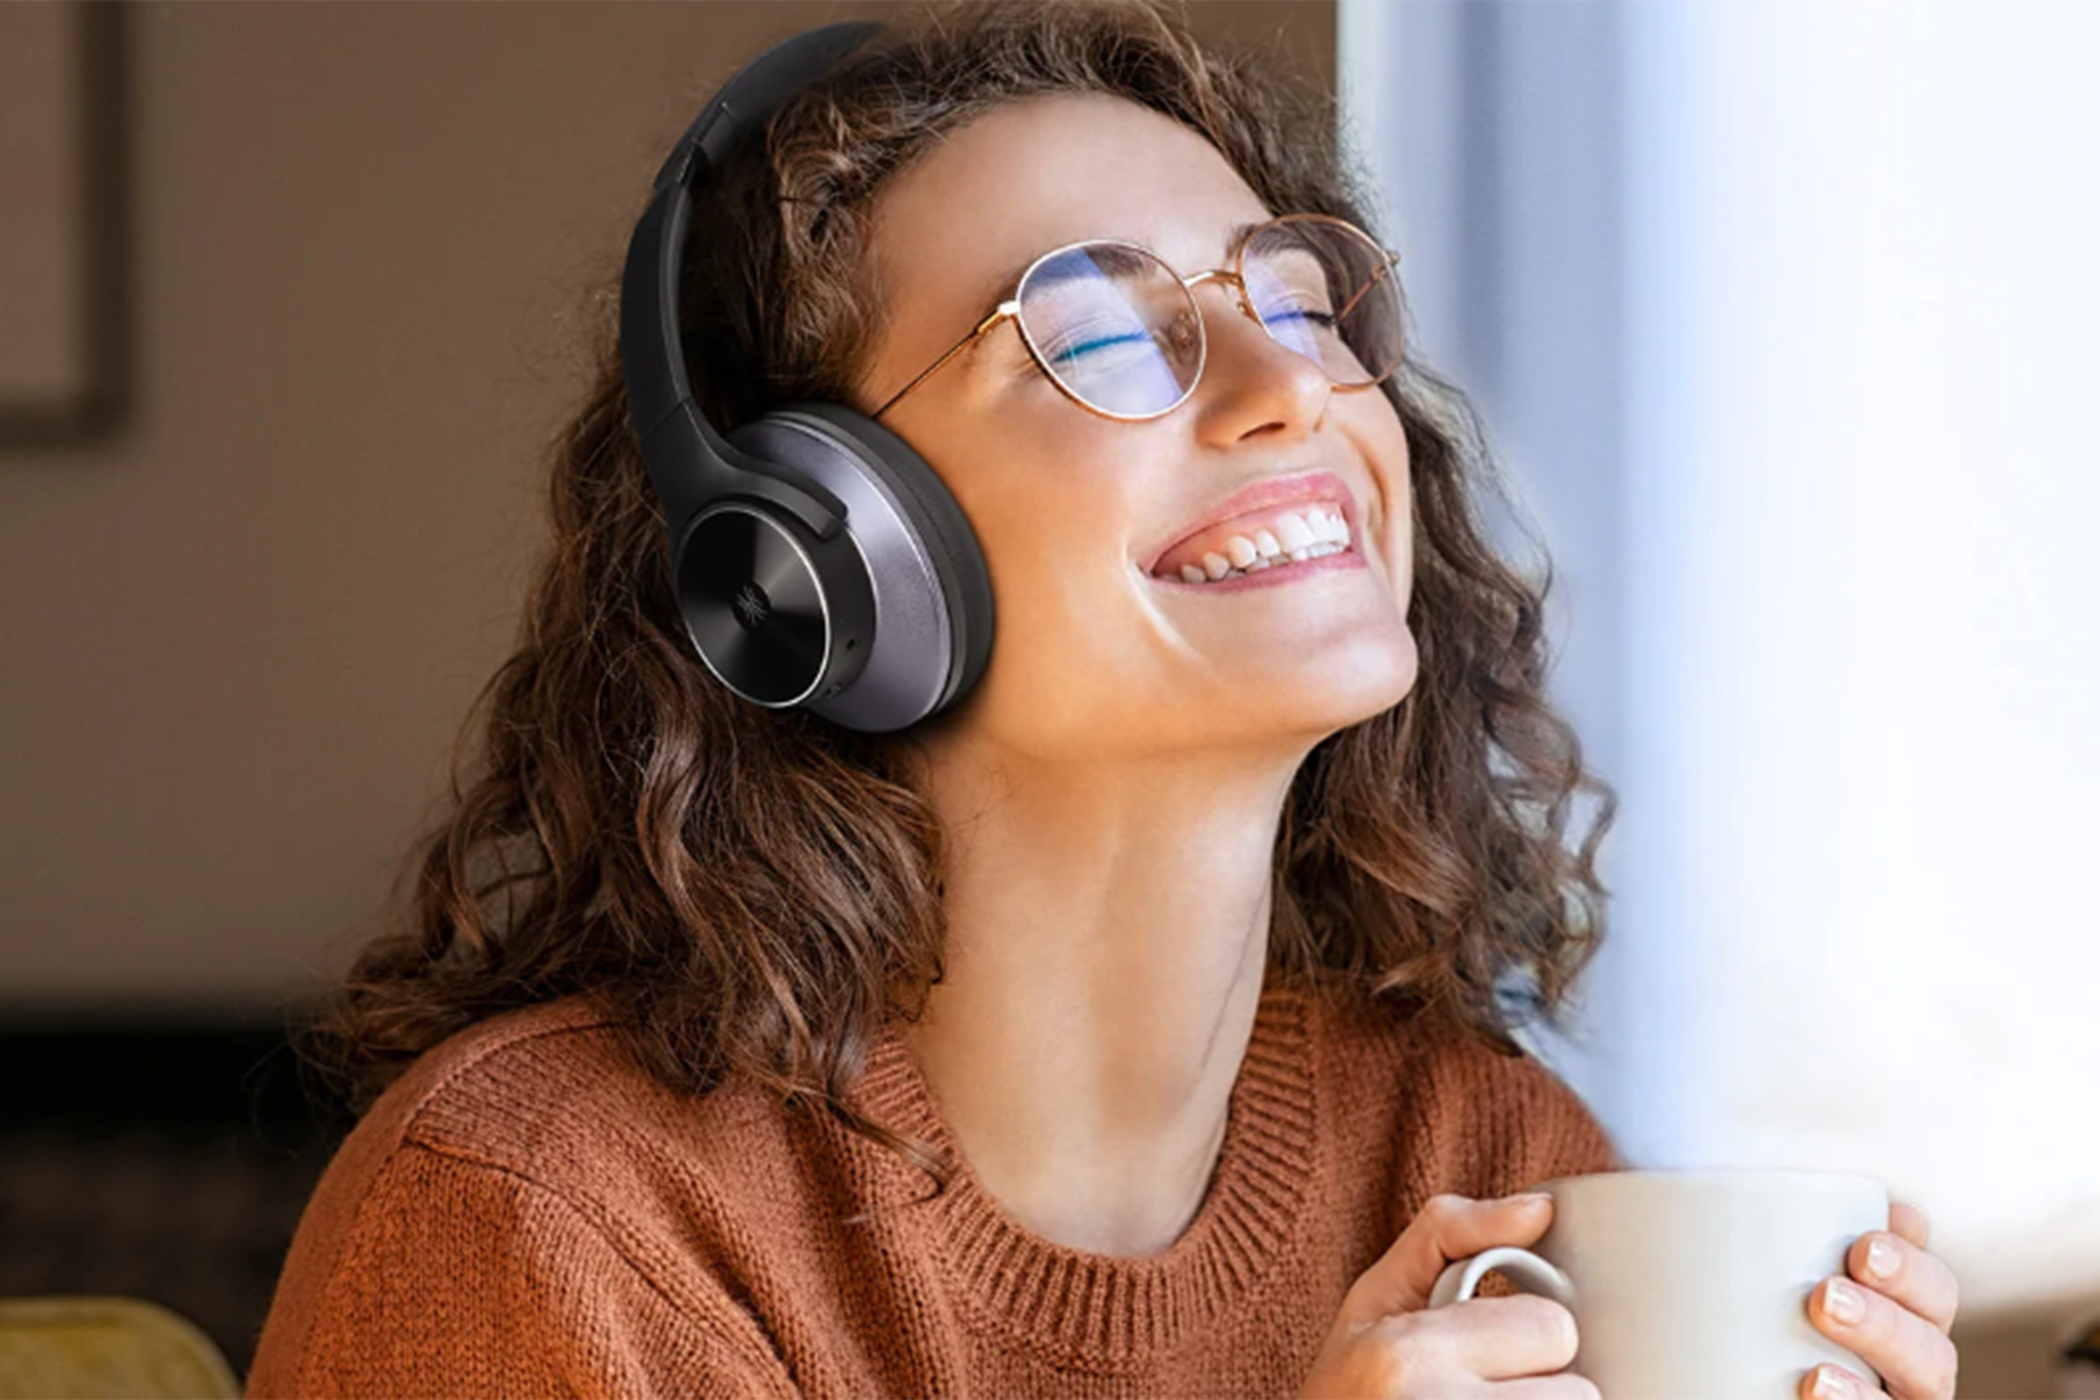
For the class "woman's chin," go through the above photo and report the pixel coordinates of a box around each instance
[1173,634,1421,736]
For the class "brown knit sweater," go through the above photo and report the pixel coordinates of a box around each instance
[247,966,1620,1398]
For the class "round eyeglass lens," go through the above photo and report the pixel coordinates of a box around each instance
[1014,243,1203,418]
[1240,217,1404,388]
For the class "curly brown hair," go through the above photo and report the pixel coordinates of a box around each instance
[297,0,1616,1198]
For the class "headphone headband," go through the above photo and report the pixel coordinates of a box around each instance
[650,22,883,197]
[619,23,881,539]
[617,20,995,732]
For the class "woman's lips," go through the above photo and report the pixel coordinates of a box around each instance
[1139,469,1361,576]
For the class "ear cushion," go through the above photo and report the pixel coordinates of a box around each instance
[761,402,994,713]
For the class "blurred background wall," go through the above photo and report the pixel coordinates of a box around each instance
[0,0,1322,1014]
[4,0,2092,1394]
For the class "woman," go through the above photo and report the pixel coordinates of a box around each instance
[247,4,1960,1398]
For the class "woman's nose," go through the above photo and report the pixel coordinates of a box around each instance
[1188,278,1332,441]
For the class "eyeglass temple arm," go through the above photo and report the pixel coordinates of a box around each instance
[1334,251,1402,325]
[871,302,1020,421]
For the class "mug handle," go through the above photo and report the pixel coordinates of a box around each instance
[1428,1246,1578,1311]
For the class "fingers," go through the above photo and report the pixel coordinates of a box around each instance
[1809,1274,1960,1400]
[1308,1193,1578,1400]
[1495,1376,1603,1400]
[1343,1193,1556,1328]
[1887,1199,1930,1252]
[1363,1295,1583,1386]
[1800,1362,1889,1400]
[1804,1201,1957,1399]
[1847,1227,1960,1334]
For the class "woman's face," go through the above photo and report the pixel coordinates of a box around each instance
[855,93,1417,762]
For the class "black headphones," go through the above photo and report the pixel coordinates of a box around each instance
[618,21,994,734]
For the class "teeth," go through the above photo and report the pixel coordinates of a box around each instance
[1165,538,1350,583]
[1153,505,1357,583]
[1274,512,1316,551]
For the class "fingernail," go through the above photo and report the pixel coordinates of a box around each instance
[1506,1192,1553,1206]
[1824,1278,1865,1326]
[1865,1234,1899,1281]
[1810,1364,1854,1400]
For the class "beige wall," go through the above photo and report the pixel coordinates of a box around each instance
[0,1,1334,1012]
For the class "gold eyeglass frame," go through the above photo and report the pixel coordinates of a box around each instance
[868,212,1404,424]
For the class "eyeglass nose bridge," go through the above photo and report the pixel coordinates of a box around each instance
[1180,266,1264,329]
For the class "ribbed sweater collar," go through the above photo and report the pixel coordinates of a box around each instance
[849,967,1318,1365]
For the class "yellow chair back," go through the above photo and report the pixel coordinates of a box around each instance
[0,1297,239,1400]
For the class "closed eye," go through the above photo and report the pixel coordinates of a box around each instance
[1045,330,1156,361]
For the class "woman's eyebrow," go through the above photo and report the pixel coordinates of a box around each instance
[962,251,1045,325]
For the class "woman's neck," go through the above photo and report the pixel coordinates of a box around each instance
[900,740,1300,1256]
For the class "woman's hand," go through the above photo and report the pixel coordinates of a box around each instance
[1296,1192,1597,1399]
[1802,1199,1960,1400]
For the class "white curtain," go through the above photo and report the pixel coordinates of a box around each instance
[1340,0,2100,1323]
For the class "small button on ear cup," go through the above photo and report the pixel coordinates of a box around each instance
[726,403,993,733]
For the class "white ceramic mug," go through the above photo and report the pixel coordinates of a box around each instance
[1428,1169,1889,1399]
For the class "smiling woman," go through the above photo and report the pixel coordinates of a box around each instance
[247,4,1621,1398]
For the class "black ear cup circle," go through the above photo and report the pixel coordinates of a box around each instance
[677,505,831,706]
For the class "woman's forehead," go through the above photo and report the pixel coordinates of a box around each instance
[872,93,1273,288]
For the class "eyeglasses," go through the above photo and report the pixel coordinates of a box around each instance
[870,213,1405,424]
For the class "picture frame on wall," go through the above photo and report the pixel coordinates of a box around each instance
[0,1,129,448]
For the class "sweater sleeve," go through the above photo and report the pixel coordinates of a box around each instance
[1509,1045,1621,1182]
[1483,1039,1622,1187]
[1444,1037,1622,1303]
[1390,1024,1624,1223]
[246,1141,798,1400]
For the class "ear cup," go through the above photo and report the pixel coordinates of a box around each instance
[721,402,994,733]
[670,491,876,710]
